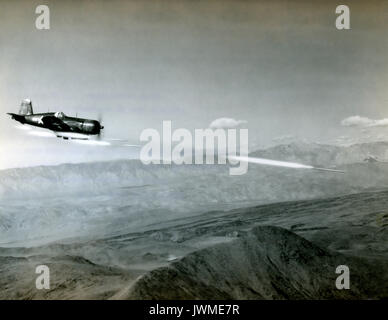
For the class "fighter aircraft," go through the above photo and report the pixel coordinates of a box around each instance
[7,99,343,173]
[7,99,103,140]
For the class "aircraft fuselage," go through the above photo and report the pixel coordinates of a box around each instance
[9,112,101,135]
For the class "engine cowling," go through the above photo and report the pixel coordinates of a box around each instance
[82,120,101,134]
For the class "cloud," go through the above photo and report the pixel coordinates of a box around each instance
[209,117,247,129]
[341,115,388,127]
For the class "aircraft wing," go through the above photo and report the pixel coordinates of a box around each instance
[41,115,72,132]
[228,155,345,173]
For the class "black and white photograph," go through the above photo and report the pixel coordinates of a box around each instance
[0,0,387,310]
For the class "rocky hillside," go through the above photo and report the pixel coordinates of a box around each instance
[127,226,388,299]
[2,141,388,202]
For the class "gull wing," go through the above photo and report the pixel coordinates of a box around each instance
[41,115,72,132]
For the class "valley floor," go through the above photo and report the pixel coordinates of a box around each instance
[1,190,387,299]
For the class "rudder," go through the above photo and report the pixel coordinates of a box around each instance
[19,99,33,115]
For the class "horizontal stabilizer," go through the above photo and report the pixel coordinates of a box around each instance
[7,113,25,123]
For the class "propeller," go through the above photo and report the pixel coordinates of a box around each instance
[97,113,104,140]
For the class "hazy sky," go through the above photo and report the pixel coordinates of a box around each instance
[1,0,388,169]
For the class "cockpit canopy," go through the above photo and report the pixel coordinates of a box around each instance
[54,111,65,119]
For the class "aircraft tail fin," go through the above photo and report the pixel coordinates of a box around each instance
[19,99,33,115]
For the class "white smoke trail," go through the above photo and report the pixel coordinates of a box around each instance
[14,124,31,131]
[28,130,56,138]
[122,144,141,147]
[228,155,344,173]
[73,139,111,146]
[228,155,314,169]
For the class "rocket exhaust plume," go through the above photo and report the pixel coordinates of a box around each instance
[14,124,31,131]
[228,156,344,173]
[27,130,56,138]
